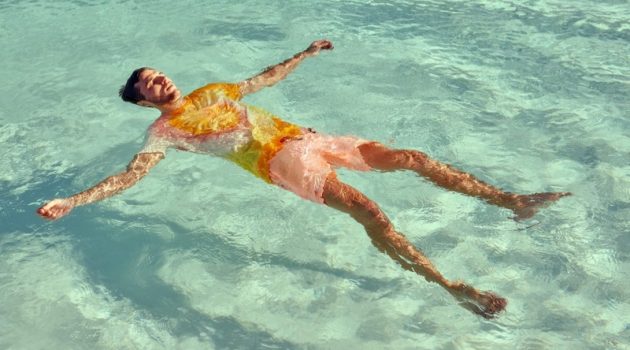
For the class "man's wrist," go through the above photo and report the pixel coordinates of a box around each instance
[296,50,309,59]
[65,196,79,207]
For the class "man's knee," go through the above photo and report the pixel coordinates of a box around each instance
[322,177,389,228]
[358,142,395,169]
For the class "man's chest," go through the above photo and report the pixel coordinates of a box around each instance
[168,99,249,136]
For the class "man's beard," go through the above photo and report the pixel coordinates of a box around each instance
[162,89,179,104]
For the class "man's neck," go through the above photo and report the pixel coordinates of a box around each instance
[157,97,185,114]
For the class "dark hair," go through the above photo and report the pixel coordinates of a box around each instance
[118,67,149,104]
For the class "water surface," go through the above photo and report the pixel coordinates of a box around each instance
[0,0,628,349]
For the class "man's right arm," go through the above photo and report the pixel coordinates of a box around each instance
[37,152,164,220]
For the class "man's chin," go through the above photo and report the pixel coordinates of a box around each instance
[167,91,181,103]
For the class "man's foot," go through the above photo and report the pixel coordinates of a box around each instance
[509,192,571,221]
[449,282,507,318]
[458,290,508,319]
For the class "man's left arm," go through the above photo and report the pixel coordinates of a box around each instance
[238,39,334,96]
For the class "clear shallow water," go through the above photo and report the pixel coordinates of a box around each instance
[1,0,628,348]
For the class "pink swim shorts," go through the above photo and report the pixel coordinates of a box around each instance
[269,133,372,203]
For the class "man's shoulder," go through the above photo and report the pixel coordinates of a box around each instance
[139,127,170,155]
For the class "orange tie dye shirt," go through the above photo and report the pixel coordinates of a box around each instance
[140,83,304,182]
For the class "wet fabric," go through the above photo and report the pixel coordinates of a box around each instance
[269,133,371,203]
[139,83,302,182]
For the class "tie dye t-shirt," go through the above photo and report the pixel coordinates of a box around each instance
[139,83,304,182]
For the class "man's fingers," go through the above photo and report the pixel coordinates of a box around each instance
[308,39,334,53]
[316,40,333,50]
[37,205,50,216]
[40,208,63,220]
[37,206,56,219]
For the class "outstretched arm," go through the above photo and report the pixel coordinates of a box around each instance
[37,152,164,220]
[238,39,334,96]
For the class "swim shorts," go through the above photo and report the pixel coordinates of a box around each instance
[269,132,372,203]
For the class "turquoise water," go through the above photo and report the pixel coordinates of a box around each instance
[1,0,628,348]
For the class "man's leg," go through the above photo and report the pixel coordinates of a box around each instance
[322,173,507,318]
[358,142,570,220]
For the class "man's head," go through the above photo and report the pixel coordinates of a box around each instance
[119,67,181,108]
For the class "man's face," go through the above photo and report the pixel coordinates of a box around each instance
[135,69,181,105]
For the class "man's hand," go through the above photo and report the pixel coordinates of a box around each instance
[305,39,334,56]
[37,198,74,220]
